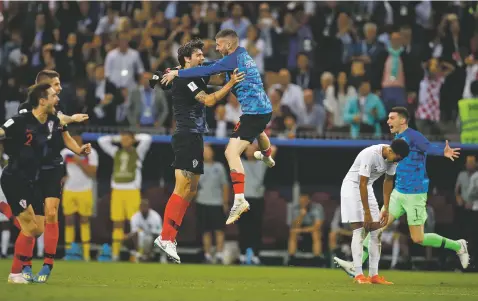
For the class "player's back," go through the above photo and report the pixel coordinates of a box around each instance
[343,144,392,186]
[226,47,272,115]
[394,128,429,194]
[171,77,209,134]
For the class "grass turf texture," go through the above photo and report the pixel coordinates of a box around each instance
[0,260,477,301]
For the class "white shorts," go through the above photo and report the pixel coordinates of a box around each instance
[340,180,379,224]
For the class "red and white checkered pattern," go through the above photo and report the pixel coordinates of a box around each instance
[416,75,444,122]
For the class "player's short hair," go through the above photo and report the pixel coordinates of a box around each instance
[391,138,410,159]
[120,130,135,138]
[36,70,60,84]
[215,29,238,40]
[390,107,409,122]
[177,38,204,67]
[470,80,478,97]
[28,83,52,108]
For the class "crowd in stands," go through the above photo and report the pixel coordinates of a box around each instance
[2,1,478,139]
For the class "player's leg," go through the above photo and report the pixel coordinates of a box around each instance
[0,202,20,229]
[110,189,125,261]
[78,190,93,261]
[254,131,275,167]
[124,231,139,262]
[62,190,77,258]
[404,193,469,269]
[197,204,213,262]
[43,197,60,266]
[0,219,10,258]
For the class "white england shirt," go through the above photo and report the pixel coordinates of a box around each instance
[130,209,162,235]
[60,148,99,191]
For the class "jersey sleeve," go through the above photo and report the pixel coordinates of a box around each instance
[1,115,22,139]
[386,163,397,176]
[178,55,236,78]
[358,153,374,178]
[414,131,443,156]
[89,149,99,167]
[185,79,207,98]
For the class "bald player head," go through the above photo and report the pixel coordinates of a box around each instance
[215,29,239,56]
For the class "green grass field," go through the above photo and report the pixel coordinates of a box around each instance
[1,260,477,301]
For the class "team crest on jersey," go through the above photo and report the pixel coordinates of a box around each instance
[192,159,198,168]
[47,121,54,139]
[19,199,27,209]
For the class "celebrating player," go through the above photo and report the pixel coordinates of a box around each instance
[17,70,90,283]
[341,140,409,284]
[335,107,469,279]
[161,29,275,225]
[152,39,245,263]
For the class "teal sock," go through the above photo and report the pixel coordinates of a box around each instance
[422,233,461,252]
[362,233,370,264]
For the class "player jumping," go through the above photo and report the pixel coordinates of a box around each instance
[341,140,409,284]
[161,29,275,225]
[334,107,469,279]
[152,39,245,263]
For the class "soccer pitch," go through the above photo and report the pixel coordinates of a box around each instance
[0,261,477,301]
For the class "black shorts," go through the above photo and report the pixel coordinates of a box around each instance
[231,113,272,143]
[1,173,43,216]
[196,203,225,232]
[39,166,66,199]
[171,132,204,175]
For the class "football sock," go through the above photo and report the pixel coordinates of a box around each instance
[64,225,75,250]
[112,228,124,258]
[11,232,34,273]
[44,222,58,265]
[81,222,91,260]
[391,236,400,268]
[368,229,381,277]
[12,218,20,230]
[230,172,245,196]
[1,230,10,256]
[36,233,44,258]
[161,194,190,241]
[352,227,364,275]
[261,147,272,157]
[421,233,461,251]
[0,202,12,219]
[361,233,370,264]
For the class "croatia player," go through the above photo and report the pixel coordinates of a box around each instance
[161,29,275,225]
[335,107,469,279]
[341,140,409,284]
[152,39,245,263]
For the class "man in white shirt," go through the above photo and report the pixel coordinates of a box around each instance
[270,69,306,122]
[60,132,98,261]
[339,140,409,284]
[126,199,162,262]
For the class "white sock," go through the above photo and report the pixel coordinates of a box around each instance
[369,229,382,277]
[352,228,364,275]
[37,233,44,257]
[1,230,10,256]
[391,236,400,268]
[234,194,245,202]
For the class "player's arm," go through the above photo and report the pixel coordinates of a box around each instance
[194,69,245,106]
[58,113,89,126]
[416,132,460,160]
[0,128,5,140]
[359,174,371,215]
[62,131,90,156]
[76,150,98,178]
[0,117,21,140]
[135,134,153,161]
[97,135,119,158]
[383,174,394,211]
[358,156,373,228]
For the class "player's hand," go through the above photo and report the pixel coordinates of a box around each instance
[231,68,246,85]
[161,70,178,86]
[444,140,460,161]
[363,210,373,231]
[71,114,89,123]
[79,143,92,155]
[379,209,389,228]
[300,208,307,216]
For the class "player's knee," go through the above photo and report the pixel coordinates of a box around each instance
[224,146,237,161]
[80,216,89,224]
[113,221,124,229]
[45,210,58,223]
[65,215,75,225]
[411,234,424,245]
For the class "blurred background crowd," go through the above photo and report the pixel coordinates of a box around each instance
[0,1,477,271]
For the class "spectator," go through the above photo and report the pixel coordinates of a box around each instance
[125,199,162,263]
[198,7,221,41]
[95,6,120,36]
[288,193,325,265]
[224,93,242,124]
[196,144,229,264]
[416,58,455,135]
[270,69,306,121]
[343,79,386,139]
[151,41,178,72]
[214,104,235,138]
[104,32,144,90]
[324,71,357,132]
[146,11,170,46]
[352,22,384,67]
[455,155,477,249]
[240,25,265,75]
[77,2,97,43]
[400,25,423,110]
[466,160,478,260]
[278,113,298,140]
[291,52,317,90]
[328,206,353,260]
[336,12,357,64]
[349,60,367,90]
[128,71,169,128]
[462,54,478,99]
[315,72,335,107]
[299,89,326,137]
[220,4,251,40]
[238,144,276,265]
[266,89,285,136]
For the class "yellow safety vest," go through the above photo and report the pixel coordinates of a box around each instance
[458,98,478,144]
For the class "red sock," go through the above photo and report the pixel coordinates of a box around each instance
[161,194,190,241]
[261,147,272,157]
[44,222,59,265]
[11,232,34,273]
[230,172,245,194]
[13,218,21,230]
[24,239,36,266]
[0,202,12,219]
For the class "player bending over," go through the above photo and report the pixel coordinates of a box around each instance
[335,107,469,279]
[341,140,409,284]
[17,70,90,283]
[161,29,275,225]
[151,39,245,263]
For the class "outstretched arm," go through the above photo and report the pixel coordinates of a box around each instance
[417,132,460,160]
[58,113,89,126]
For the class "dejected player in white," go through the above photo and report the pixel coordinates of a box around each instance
[341,140,409,284]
